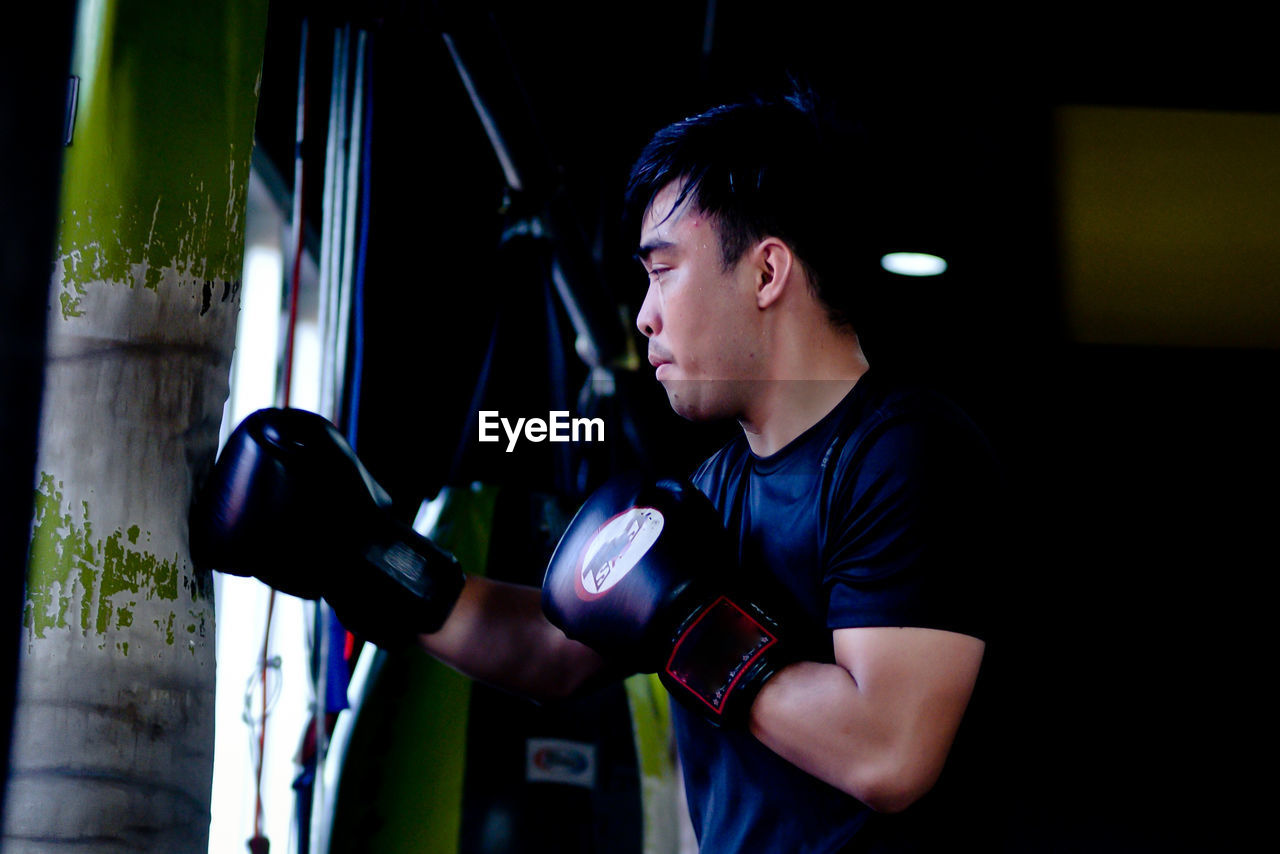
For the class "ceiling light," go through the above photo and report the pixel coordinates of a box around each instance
[881,252,948,277]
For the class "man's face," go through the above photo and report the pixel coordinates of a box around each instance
[635,181,761,422]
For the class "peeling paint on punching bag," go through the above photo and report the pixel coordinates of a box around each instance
[53,0,260,318]
[25,473,210,652]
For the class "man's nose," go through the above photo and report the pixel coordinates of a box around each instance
[636,282,660,337]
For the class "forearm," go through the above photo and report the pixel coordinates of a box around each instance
[417,574,609,702]
[747,627,984,813]
[747,660,925,812]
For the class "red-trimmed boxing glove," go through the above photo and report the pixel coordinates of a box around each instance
[541,473,793,726]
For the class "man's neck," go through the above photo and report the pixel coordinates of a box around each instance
[738,332,869,457]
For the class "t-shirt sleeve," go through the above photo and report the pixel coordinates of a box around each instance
[823,410,1001,639]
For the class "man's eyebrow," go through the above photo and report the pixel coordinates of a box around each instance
[634,239,675,264]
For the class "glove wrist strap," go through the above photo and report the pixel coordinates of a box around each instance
[332,513,465,643]
[662,595,785,727]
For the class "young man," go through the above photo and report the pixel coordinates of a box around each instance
[401,91,1000,850]
[610,94,1003,850]
[194,91,1003,852]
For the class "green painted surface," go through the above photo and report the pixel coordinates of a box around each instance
[25,472,194,648]
[56,0,266,316]
[626,672,678,854]
[627,673,674,781]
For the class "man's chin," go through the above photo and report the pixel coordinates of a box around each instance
[660,379,735,423]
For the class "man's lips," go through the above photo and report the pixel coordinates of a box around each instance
[648,350,674,380]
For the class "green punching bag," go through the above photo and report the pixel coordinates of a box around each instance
[3,1,267,851]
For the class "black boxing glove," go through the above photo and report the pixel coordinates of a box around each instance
[190,408,464,645]
[541,474,792,727]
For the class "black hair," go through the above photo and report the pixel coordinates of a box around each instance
[623,85,880,334]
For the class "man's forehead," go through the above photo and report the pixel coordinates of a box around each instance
[640,180,704,240]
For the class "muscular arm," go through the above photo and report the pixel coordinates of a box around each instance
[415,575,611,702]
[748,626,984,814]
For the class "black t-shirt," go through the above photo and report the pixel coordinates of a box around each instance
[678,372,1005,853]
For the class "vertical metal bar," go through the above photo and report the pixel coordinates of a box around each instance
[334,30,368,419]
[282,18,310,409]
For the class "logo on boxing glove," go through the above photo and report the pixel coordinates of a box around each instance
[574,507,664,600]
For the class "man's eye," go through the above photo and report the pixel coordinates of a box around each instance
[648,267,669,280]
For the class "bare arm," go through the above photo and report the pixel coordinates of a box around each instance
[415,574,610,702]
[748,626,984,813]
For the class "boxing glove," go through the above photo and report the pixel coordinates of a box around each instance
[190,408,464,645]
[542,474,792,726]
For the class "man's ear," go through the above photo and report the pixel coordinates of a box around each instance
[755,237,795,310]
